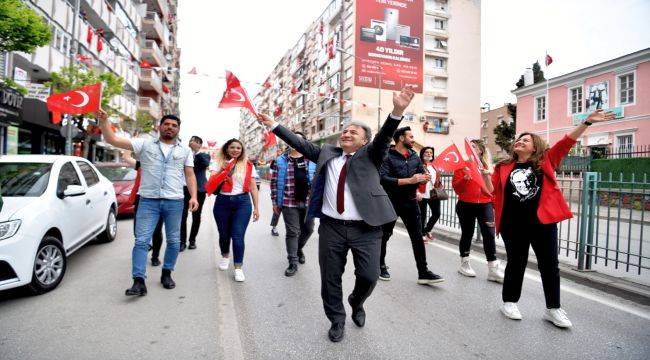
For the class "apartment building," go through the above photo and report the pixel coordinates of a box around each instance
[513,48,649,155]
[0,0,181,159]
[241,0,481,160]
[480,104,513,160]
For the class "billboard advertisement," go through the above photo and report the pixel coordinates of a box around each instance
[354,0,423,93]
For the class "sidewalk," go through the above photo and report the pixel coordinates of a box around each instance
[395,220,650,306]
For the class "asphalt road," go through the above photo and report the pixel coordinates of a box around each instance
[1,184,649,360]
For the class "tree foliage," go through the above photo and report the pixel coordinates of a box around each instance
[493,103,517,153]
[46,65,124,116]
[0,0,52,53]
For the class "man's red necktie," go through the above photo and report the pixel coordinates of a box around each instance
[336,155,351,214]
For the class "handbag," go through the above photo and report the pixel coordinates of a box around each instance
[429,180,449,201]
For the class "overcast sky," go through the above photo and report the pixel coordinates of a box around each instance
[177,0,650,145]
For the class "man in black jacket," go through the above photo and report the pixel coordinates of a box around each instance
[379,127,444,284]
[180,135,211,251]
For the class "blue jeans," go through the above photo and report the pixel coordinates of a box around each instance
[133,198,183,278]
[213,194,252,266]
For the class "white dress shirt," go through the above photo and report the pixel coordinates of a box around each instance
[321,152,363,220]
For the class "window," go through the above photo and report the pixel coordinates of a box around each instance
[424,116,449,134]
[57,162,82,193]
[570,87,583,114]
[481,119,488,128]
[535,96,546,121]
[434,58,446,69]
[619,73,634,105]
[319,101,326,114]
[77,161,100,187]
[345,67,352,79]
[435,19,446,30]
[616,134,633,157]
[54,27,63,51]
[0,163,52,197]
[403,113,416,122]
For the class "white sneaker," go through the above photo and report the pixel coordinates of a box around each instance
[501,302,523,320]
[234,268,245,282]
[458,257,476,277]
[544,308,572,328]
[218,257,230,271]
[487,260,505,283]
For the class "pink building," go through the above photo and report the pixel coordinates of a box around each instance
[512,48,650,155]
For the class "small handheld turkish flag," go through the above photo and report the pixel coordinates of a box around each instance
[432,144,465,172]
[218,70,257,116]
[463,138,491,194]
[464,137,485,171]
[263,128,277,149]
[545,54,553,66]
[46,83,102,115]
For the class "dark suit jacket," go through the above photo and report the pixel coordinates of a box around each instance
[272,115,402,226]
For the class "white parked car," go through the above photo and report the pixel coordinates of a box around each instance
[0,155,117,294]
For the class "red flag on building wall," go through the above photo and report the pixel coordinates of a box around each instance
[432,143,465,172]
[162,84,170,93]
[140,60,152,68]
[86,25,93,44]
[262,81,272,89]
[46,83,102,115]
[327,38,335,59]
[218,70,258,116]
[97,36,103,53]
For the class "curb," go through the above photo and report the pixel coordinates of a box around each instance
[394,220,650,306]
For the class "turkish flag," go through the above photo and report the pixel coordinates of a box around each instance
[463,138,491,194]
[218,70,257,116]
[162,83,169,93]
[432,143,465,172]
[97,36,103,53]
[46,83,102,115]
[86,25,93,44]
[51,111,62,125]
[263,128,277,149]
[464,138,485,171]
[140,60,152,68]
[545,54,553,66]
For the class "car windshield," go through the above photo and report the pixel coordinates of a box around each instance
[0,162,53,197]
[96,166,137,181]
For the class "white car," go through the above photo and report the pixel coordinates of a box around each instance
[0,155,117,294]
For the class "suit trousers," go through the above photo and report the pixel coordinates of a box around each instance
[318,216,382,325]
[381,199,429,275]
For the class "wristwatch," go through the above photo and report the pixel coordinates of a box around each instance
[583,120,592,126]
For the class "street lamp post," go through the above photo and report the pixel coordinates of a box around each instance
[337,47,383,132]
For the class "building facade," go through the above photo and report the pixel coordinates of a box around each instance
[0,0,180,159]
[513,48,650,156]
[480,104,513,160]
[240,0,481,160]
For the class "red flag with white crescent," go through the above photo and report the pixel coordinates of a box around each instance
[432,143,465,172]
[46,83,102,115]
[262,128,277,149]
[218,70,257,116]
[463,138,490,194]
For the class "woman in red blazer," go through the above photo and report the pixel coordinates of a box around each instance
[482,109,615,329]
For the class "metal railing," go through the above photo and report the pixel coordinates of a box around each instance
[432,172,649,276]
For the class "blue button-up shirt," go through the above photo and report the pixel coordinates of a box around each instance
[132,138,193,200]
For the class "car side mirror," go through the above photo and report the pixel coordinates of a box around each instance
[60,185,86,198]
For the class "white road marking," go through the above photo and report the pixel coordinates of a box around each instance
[394,228,650,321]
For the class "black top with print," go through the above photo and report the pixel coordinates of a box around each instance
[502,162,543,228]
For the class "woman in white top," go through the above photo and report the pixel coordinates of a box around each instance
[417,147,441,243]
[206,139,260,282]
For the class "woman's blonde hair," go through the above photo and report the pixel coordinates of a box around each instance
[218,138,248,179]
[471,139,493,173]
[499,132,548,171]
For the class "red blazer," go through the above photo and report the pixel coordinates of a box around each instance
[452,169,492,204]
[491,135,576,235]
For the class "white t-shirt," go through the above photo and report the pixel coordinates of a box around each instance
[131,138,194,167]
[212,162,259,195]
[422,164,438,199]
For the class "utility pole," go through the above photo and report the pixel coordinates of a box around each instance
[66,0,81,155]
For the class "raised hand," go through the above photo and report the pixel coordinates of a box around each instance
[585,109,616,123]
[392,86,415,117]
[255,113,274,127]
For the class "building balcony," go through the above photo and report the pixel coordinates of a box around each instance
[142,40,168,68]
[139,68,163,94]
[144,0,170,22]
[143,11,164,41]
[138,96,162,119]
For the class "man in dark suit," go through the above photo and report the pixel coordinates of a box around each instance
[256,87,415,343]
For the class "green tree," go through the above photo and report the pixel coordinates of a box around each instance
[0,0,52,53]
[493,103,517,153]
[121,110,155,136]
[515,61,546,89]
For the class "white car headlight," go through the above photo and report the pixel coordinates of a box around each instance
[0,220,21,241]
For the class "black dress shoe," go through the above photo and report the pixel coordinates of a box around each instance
[271,228,279,236]
[417,270,445,285]
[348,294,366,327]
[161,269,176,289]
[179,243,187,252]
[125,277,147,296]
[188,243,197,250]
[328,323,345,342]
[151,258,161,266]
[297,250,306,264]
[285,263,298,277]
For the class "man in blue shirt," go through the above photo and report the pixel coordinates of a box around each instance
[180,136,211,251]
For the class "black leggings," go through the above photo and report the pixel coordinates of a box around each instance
[418,197,440,233]
[501,223,560,309]
[455,201,497,261]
